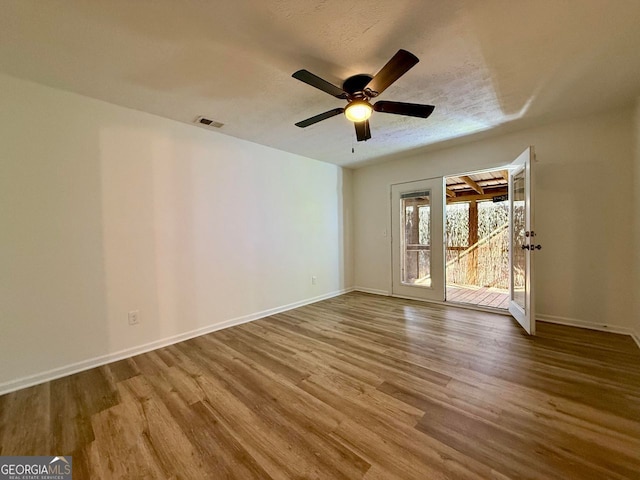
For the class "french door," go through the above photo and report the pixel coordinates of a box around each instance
[391,178,445,301]
[389,150,536,334]
[508,147,537,334]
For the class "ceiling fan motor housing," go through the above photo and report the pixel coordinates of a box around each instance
[343,74,375,97]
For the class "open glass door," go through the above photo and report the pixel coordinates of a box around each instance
[391,178,445,301]
[508,147,537,334]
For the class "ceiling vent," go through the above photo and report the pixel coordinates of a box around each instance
[194,116,224,129]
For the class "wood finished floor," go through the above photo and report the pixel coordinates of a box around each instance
[1,292,640,479]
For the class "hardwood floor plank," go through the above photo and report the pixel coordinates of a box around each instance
[298,372,498,479]
[0,383,50,455]
[90,397,169,478]
[106,358,141,383]
[182,337,370,479]
[331,418,494,480]
[137,373,254,479]
[49,366,119,455]
[496,403,640,478]
[202,371,367,479]
[160,364,207,406]
[131,351,172,376]
[415,397,627,480]
[49,375,93,455]
[211,328,310,384]
[1,292,639,478]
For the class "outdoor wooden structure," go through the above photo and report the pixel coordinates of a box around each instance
[445,170,509,302]
[447,285,510,309]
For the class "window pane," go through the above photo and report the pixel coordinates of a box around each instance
[401,192,431,287]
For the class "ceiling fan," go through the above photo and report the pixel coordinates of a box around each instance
[292,49,434,142]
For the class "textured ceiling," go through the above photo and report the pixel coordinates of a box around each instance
[1,0,640,168]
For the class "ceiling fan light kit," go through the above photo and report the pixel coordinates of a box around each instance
[292,49,435,142]
[344,100,373,122]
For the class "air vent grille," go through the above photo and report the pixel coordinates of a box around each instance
[194,116,224,129]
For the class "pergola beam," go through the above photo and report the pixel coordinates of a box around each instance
[449,178,507,189]
[446,188,508,204]
[460,176,484,194]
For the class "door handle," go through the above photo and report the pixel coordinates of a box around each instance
[521,244,530,250]
[522,244,542,250]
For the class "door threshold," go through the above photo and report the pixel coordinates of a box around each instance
[445,299,511,316]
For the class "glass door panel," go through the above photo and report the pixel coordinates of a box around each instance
[511,171,526,310]
[508,146,536,334]
[391,178,444,301]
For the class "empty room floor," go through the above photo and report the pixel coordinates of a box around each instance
[1,292,639,479]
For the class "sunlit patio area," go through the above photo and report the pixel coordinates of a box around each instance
[446,284,509,309]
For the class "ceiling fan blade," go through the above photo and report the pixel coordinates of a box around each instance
[354,120,371,142]
[292,70,348,99]
[295,108,345,128]
[373,101,435,118]
[366,49,419,96]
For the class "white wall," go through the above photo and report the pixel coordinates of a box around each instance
[354,107,636,334]
[0,74,353,392]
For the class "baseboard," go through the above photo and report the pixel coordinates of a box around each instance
[536,313,637,337]
[632,329,640,349]
[0,288,352,396]
[353,286,390,296]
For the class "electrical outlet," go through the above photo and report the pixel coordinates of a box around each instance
[128,310,139,326]
[311,276,317,285]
